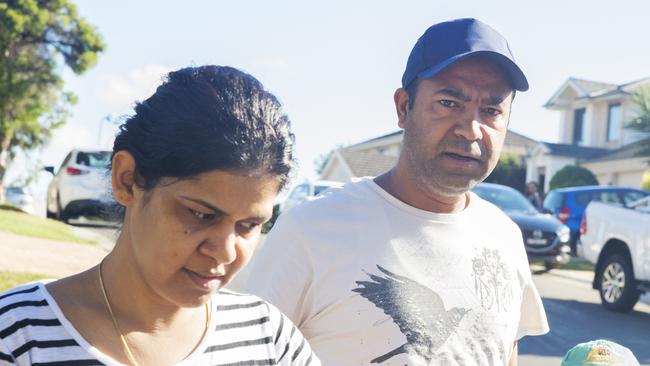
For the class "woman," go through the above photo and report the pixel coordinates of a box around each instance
[0,66,318,365]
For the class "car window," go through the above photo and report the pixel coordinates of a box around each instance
[288,184,309,200]
[543,191,563,212]
[473,185,538,213]
[76,152,111,168]
[574,192,593,207]
[622,191,649,206]
[592,191,622,206]
[6,187,24,195]
[314,185,333,196]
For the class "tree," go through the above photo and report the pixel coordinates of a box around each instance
[484,153,527,193]
[548,165,598,190]
[626,85,650,161]
[0,0,105,200]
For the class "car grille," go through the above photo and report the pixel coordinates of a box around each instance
[522,230,557,251]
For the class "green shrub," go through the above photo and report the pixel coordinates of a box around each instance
[484,153,527,192]
[549,165,598,190]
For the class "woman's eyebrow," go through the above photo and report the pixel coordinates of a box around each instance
[180,196,226,215]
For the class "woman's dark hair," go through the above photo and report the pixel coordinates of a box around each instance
[112,65,295,192]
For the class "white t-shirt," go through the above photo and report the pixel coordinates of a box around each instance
[244,178,549,365]
[0,282,319,365]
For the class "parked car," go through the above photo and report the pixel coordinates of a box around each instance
[473,183,571,270]
[280,180,343,213]
[46,149,112,222]
[542,186,650,253]
[578,196,650,312]
[3,186,34,214]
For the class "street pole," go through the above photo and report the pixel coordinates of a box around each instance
[98,114,112,147]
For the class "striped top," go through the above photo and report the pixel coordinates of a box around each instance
[0,282,319,366]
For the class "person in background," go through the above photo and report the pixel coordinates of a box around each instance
[526,181,544,210]
[0,66,318,366]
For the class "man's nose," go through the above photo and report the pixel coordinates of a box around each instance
[454,108,483,141]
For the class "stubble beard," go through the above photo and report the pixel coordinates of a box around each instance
[403,140,490,199]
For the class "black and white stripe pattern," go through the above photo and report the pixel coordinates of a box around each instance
[0,283,318,365]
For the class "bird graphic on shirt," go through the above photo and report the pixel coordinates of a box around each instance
[352,265,469,364]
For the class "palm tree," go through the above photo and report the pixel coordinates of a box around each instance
[627,86,650,160]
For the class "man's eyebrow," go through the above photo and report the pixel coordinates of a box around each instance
[435,88,471,102]
[482,93,511,106]
[180,196,226,215]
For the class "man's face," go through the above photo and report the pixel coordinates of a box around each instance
[396,56,514,198]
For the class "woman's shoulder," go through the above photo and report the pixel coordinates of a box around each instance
[0,282,49,312]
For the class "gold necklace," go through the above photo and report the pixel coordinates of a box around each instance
[98,260,211,366]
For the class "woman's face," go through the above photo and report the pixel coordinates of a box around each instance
[123,169,279,308]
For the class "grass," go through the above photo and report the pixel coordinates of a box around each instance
[531,258,595,272]
[0,271,50,293]
[557,259,595,271]
[0,206,95,244]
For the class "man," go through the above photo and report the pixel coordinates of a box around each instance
[244,18,549,365]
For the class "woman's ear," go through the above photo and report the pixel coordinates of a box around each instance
[111,151,137,207]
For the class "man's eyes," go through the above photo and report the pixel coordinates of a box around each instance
[439,99,458,108]
[483,107,502,116]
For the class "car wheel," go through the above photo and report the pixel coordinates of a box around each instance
[598,253,640,312]
[56,194,68,223]
[544,261,558,271]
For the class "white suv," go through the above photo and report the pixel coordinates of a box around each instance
[46,149,112,222]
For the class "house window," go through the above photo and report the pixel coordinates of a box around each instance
[572,108,585,144]
[607,103,622,141]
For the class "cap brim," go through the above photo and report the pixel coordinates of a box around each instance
[417,50,529,91]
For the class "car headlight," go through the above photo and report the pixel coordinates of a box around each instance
[557,225,570,243]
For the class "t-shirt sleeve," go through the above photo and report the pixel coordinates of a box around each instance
[512,220,550,339]
[516,276,550,340]
[267,302,321,366]
[241,212,315,327]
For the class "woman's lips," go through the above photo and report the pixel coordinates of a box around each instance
[184,268,223,289]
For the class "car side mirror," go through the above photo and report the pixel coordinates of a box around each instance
[43,166,55,175]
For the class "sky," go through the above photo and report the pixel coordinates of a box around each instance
[7,0,650,211]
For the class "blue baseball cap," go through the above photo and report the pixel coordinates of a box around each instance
[401,18,528,91]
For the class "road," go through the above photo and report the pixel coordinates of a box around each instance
[520,268,650,365]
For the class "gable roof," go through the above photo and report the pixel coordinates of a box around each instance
[339,149,397,177]
[545,77,650,109]
[583,140,650,163]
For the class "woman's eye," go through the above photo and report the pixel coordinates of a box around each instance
[190,209,215,222]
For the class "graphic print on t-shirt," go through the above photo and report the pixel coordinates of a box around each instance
[471,248,513,312]
[352,265,470,364]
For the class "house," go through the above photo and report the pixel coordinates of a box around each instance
[528,77,650,191]
[319,129,538,182]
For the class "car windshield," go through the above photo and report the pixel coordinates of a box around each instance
[76,151,111,168]
[473,185,539,214]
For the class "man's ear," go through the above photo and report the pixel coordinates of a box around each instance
[394,88,409,129]
[111,150,137,207]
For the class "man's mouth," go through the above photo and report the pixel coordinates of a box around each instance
[443,152,482,162]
